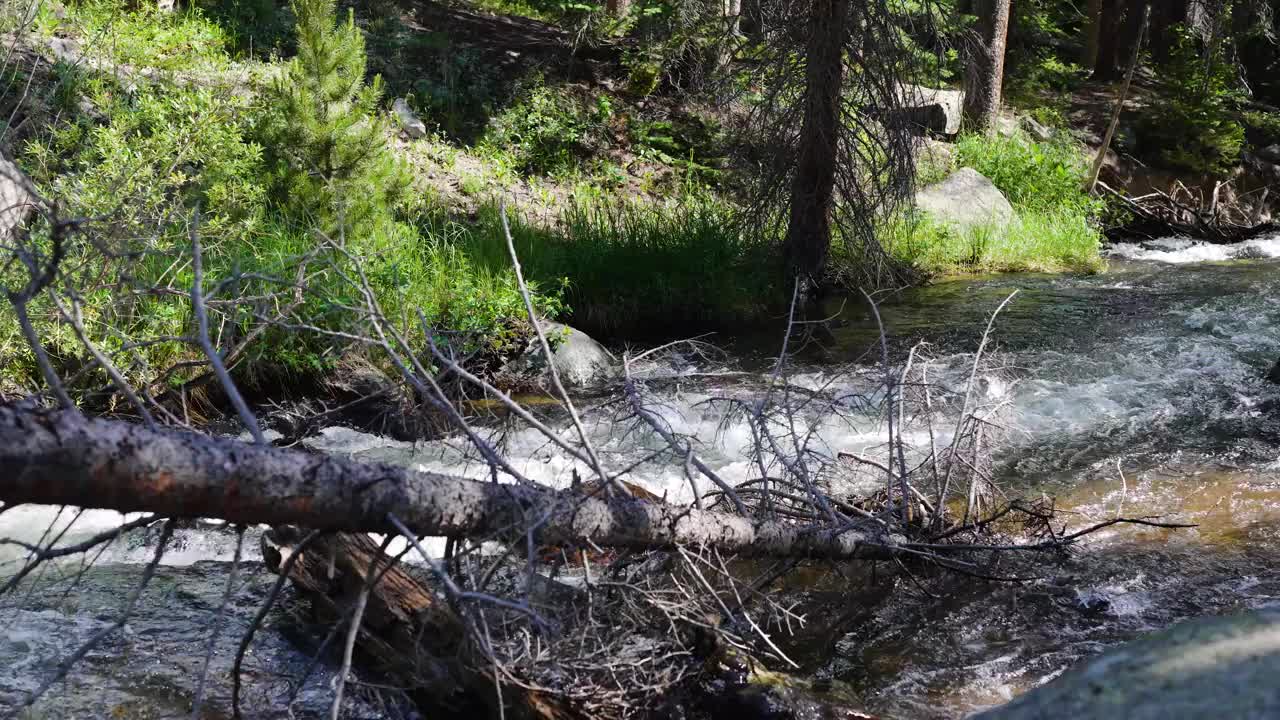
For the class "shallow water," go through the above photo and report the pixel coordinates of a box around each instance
[5,242,1280,718]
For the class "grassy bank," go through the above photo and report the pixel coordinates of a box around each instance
[887,131,1105,275]
[0,0,1111,404]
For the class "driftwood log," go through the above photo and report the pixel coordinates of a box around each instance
[0,405,902,561]
[1099,179,1277,243]
[261,528,575,719]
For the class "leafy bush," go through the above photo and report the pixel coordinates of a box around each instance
[62,0,232,71]
[1242,109,1280,149]
[482,85,612,176]
[1136,25,1244,176]
[194,0,295,57]
[955,131,1099,216]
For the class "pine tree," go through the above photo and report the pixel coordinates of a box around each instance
[260,0,408,239]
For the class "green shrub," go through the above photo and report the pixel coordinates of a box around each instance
[955,131,1099,216]
[1136,25,1244,176]
[62,0,232,71]
[256,0,410,238]
[482,85,612,176]
[1242,109,1280,149]
[453,194,778,335]
[193,0,294,57]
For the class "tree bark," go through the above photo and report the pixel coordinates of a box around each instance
[0,406,899,560]
[1082,0,1102,69]
[605,0,630,17]
[1149,0,1189,63]
[263,529,574,719]
[961,0,1012,132]
[782,0,850,285]
[1094,0,1126,79]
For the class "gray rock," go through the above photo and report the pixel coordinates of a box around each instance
[914,167,1014,230]
[392,97,427,139]
[0,154,38,240]
[916,138,955,174]
[509,321,618,389]
[1256,144,1280,163]
[975,606,1280,720]
[1021,116,1054,142]
[874,84,964,136]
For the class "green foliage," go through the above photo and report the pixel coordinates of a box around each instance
[193,0,295,57]
[1242,110,1280,149]
[1136,25,1244,176]
[455,194,778,335]
[257,0,410,236]
[627,112,724,182]
[482,85,613,176]
[60,0,232,71]
[884,210,1103,275]
[955,131,1099,216]
[899,130,1104,276]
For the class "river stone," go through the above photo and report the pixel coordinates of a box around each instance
[507,321,618,389]
[914,167,1014,230]
[974,606,1280,720]
[392,97,427,139]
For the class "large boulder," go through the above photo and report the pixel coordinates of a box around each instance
[870,84,964,136]
[0,154,38,239]
[914,167,1014,230]
[508,321,618,390]
[975,606,1280,720]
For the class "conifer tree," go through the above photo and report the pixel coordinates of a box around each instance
[260,0,408,238]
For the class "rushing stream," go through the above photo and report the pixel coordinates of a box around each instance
[5,238,1280,718]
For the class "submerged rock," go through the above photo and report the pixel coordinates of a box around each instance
[914,167,1014,231]
[975,606,1280,720]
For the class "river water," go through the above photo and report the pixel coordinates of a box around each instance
[4,238,1280,718]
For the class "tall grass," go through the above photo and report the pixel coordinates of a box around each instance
[884,210,1103,274]
[890,129,1106,275]
[451,195,780,337]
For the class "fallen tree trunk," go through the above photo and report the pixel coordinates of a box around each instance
[0,405,900,560]
[262,529,575,720]
[1099,180,1278,244]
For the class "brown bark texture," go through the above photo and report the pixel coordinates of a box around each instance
[1082,0,1103,68]
[962,0,1012,131]
[1094,0,1125,79]
[0,405,899,560]
[782,0,850,284]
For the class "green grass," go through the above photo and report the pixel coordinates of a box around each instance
[893,128,1105,275]
[449,194,780,336]
[49,0,234,72]
[0,0,561,401]
[885,210,1104,274]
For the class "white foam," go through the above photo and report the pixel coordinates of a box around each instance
[1107,234,1280,264]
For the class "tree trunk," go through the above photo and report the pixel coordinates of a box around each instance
[961,0,1012,132]
[263,529,574,719]
[0,406,899,561]
[1149,0,1189,63]
[1094,0,1125,79]
[1082,0,1102,69]
[782,0,850,286]
[606,0,630,17]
